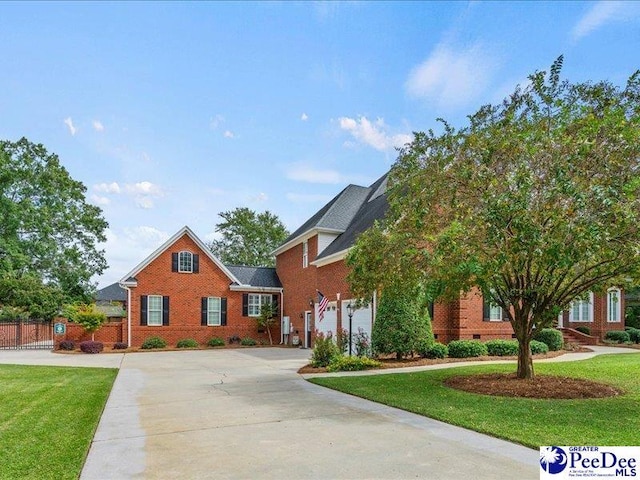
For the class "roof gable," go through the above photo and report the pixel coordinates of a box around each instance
[119,226,241,285]
[96,282,127,302]
[226,265,282,288]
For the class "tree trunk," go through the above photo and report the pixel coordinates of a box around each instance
[266,321,273,346]
[516,335,534,379]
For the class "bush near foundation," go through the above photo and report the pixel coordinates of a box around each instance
[485,339,519,357]
[605,330,630,344]
[176,338,199,348]
[79,341,104,354]
[533,328,564,351]
[575,326,591,335]
[112,342,128,350]
[327,355,381,372]
[141,336,167,349]
[530,340,549,355]
[419,342,448,359]
[447,340,488,358]
[58,340,75,351]
[207,337,225,347]
[625,327,640,344]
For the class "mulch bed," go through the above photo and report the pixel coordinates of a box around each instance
[444,373,622,399]
[297,350,571,375]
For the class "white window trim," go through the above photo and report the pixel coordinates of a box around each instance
[302,241,308,268]
[148,295,163,326]
[488,303,503,321]
[207,297,221,326]
[569,292,594,323]
[248,293,273,317]
[607,288,621,323]
[178,251,193,273]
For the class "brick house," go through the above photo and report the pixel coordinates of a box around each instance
[273,174,625,347]
[118,226,282,348]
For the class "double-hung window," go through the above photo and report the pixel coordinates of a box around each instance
[302,241,308,268]
[207,297,222,326]
[248,294,273,317]
[569,292,594,322]
[147,295,163,326]
[607,288,621,323]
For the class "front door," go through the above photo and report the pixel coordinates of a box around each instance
[304,311,312,348]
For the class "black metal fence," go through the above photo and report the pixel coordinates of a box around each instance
[0,320,54,349]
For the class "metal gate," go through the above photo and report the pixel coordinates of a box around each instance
[0,320,54,350]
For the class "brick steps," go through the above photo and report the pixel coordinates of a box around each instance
[559,327,598,346]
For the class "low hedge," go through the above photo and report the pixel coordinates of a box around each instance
[112,342,128,350]
[625,327,640,344]
[176,338,199,348]
[240,337,257,346]
[141,336,167,349]
[485,339,519,357]
[530,340,549,355]
[58,340,75,351]
[79,341,104,354]
[447,340,488,358]
[605,330,630,344]
[327,355,381,372]
[533,328,563,351]
[419,342,448,359]
[207,337,226,347]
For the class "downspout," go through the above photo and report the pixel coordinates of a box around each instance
[280,288,284,344]
[122,285,132,347]
[372,289,377,324]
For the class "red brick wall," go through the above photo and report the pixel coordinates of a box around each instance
[64,321,126,345]
[276,236,318,344]
[564,291,625,340]
[127,234,279,347]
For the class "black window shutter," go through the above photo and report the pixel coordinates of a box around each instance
[193,254,199,273]
[171,253,178,272]
[482,297,490,321]
[162,296,170,325]
[502,307,510,321]
[221,298,227,326]
[242,294,248,317]
[201,297,208,326]
[140,295,148,326]
[272,294,279,313]
[428,302,435,321]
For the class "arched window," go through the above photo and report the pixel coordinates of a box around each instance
[569,292,594,322]
[607,288,621,323]
[178,251,193,273]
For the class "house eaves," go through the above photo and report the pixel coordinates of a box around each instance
[272,227,345,257]
[310,248,350,267]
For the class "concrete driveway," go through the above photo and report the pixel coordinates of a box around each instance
[76,348,539,480]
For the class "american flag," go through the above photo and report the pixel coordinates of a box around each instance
[317,291,329,322]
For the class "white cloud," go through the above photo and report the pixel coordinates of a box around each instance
[125,181,163,196]
[338,116,411,151]
[92,120,105,132]
[63,117,77,136]
[571,1,638,41]
[134,197,155,209]
[209,114,225,130]
[223,130,235,138]
[286,162,345,184]
[250,192,268,202]
[286,193,332,203]
[94,182,121,194]
[91,194,110,206]
[405,42,497,109]
[301,113,309,121]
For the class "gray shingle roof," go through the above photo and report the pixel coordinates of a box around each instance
[283,184,371,243]
[96,282,127,302]
[225,265,282,288]
[315,173,389,260]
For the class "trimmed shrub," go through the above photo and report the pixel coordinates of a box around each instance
[605,330,630,344]
[79,341,104,354]
[625,327,640,344]
[141,336,167,349]
[207,337,226,347]
[485,339,519,357]
[240,337,257,346]
[58,340,75,351]
[419,342,448,359]
[575,326,591,335]
[335,328,350,355]
[354,328,372,357]
[327,355,382,372]
[372,285,432,359]
[310,332,340,367]
[112,342,128,350]
[530,340,549,355]
[176,338,199,349]
[533,328,563,351]
[447,340,488,358]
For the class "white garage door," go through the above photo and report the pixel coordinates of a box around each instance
[341,300,373,356]
[315,301,337,338]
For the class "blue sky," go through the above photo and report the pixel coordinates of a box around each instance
[1,1,639,288]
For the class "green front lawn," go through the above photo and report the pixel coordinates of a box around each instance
[0,364,117,479]
[309,354,640,448]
